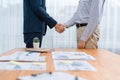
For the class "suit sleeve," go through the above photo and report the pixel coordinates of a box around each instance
[29,0,57,28]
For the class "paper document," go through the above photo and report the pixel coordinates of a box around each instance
[52,52,95,60]
[54,60,96,71]
[0,61,46,70]
[0,51,45,62]
[18,72,87,80]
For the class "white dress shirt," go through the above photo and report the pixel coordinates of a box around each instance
[64,0,105,41]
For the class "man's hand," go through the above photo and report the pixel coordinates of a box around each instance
[77,40,86,49]
[55,23,65,33]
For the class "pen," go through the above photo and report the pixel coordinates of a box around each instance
[31,72,52,77]
[75,76,78,80]
[48,72,52,75]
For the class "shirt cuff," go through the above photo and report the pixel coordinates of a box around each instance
[80,36,88,42]
[64,21,74,28]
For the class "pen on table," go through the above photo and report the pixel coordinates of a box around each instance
[75,76,78,80]
[31,72,52,77]
[49,72,52,75]
[16,72,52,80]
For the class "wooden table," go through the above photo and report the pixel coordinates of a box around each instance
[0,48,120,80]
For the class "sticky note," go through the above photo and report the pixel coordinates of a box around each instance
[60,60,72,64]
[9,61,22,65]
[32,62,46,66]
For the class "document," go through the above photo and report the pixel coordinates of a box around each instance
[0,51,46,62]
[52,52,95,60]
[0,62,15,70]
[18,72,87,80]
[54,60,96,71]
[0,61,46,70]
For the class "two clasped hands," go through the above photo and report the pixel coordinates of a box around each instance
[54,23,86,49]
[54,23,66,33]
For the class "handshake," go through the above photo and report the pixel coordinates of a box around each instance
[54,23,66,33]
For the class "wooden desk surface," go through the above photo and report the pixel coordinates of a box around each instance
[0,48,120,80]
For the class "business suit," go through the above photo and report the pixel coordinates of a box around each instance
[23,0,57,48]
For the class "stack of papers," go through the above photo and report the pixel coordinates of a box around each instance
[0,51,46,70]
[18,72,86,80]
[52,52,95,60]
[52,52,96,71]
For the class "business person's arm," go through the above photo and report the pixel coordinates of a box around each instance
[29,0,57,28]
[77,0,99,48]
[80,0,99,41]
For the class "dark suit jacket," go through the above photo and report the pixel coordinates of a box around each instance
[23,0,57,35]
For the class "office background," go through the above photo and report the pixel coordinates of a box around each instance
[0,0,120,54]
